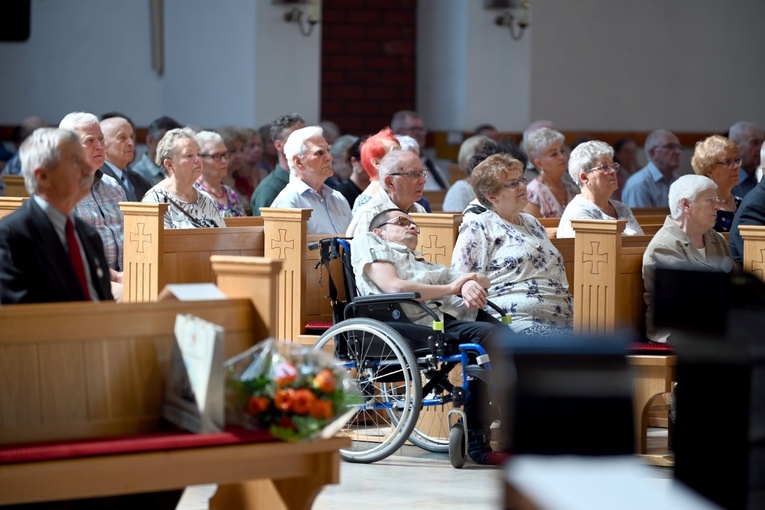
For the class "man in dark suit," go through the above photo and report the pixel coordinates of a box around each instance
[100,116,152,201]
[0,128,113,304]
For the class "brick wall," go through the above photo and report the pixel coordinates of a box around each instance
[320,0,416,136]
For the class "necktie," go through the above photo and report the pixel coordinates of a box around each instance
[65,218,92,300]
[121,172,136,200]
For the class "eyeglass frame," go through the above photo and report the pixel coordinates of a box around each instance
[714,157,742,168]
[588,162,621,175]
[503,176,528,189]
[372,216,421,234]
[389,169,429,180]
[653,143,685,152]
[200,151,231,162]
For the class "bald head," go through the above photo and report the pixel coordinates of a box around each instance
[101,117,136,169]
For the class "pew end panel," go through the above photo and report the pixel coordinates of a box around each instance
[739,225,765,282]
[260,208,342,343]
[122,202,168,302]
[411,212,462,266]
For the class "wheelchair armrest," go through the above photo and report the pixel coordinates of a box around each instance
[350,293,442,323]
[352,292,421,304]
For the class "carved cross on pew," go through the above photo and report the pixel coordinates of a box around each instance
[129,222,152,254]
[750,248,765,280]
[420,234,447,264]
[582,240,608,275]
[271,228,295,260]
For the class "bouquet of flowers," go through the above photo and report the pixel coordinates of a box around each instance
[224,338,360,441]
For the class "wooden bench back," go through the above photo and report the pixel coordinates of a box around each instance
[0,299,255,445]
[2,175,28,198]
[0,196,25,220]
[122,203,265,302]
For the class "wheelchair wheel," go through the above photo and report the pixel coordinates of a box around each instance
[315,318,423,463]
[387,363,462,453]
[449,422,467,468]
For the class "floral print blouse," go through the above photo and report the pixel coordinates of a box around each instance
[451,203,574,335]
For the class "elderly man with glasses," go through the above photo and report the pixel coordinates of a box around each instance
[351,207,506,465]
[622,129,683,208]
[346,149,428,237]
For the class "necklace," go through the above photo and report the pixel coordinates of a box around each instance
[197,180,225,199]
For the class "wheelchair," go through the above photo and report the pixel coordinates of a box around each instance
[310,237,509,467]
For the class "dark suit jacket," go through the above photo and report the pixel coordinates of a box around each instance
[0,199,114,304]
[730,178,765,262]
[100,163,152,202]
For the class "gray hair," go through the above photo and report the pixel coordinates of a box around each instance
[283,125,324,175]
[155,127,197,167]
[729,121,762,145]
[20,128,80,194]
[524,127,565,161]
[330,134,358,160]
[521,120,556,155]
[644,129,674,156]
[394,134,420,155]
[270,113,305,143]
[378,149,416,181]
[458,135,494,173]
[195,130,224,151]
[568,140,614,186]
[59,112,100,134]
[668,174,718,220]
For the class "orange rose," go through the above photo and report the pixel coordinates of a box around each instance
[313,368,336,394]
[246,396,269,415]
[290,388,316,415]
[309,398,334,420]
[274,388,294,411]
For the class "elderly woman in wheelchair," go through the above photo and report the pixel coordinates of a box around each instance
[314,207,509,466]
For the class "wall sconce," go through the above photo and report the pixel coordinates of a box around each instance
[279,0,320,37]
[494,0,530,41]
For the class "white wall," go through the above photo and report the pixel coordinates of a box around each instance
[0,0,762,133]
[0,0,321,128]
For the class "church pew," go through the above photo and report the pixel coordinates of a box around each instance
[0,257,349,510]
[2,175,28,197]
[121,202,265,302]
[0,196,25,220]
[423,189,447,211]
[739,225,765,282]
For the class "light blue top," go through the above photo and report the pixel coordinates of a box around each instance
[271,175,352,235]
[621,162,676,208]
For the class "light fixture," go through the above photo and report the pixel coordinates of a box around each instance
[495,0,529,41]
[281,0,320,37]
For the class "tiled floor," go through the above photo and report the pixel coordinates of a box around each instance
[313,441,675,509]
[177,429,676,509]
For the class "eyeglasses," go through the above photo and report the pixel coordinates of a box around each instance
[374,216,420,234]
[503,176,528,189]
[201,152,230,162]
[390,170,429,180]
[589,162,620,175]
[654,143,684,152]
[715,157,742,168]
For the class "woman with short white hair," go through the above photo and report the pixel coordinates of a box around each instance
[557,140,643,238]
[642,174,733,342]
[523,128,579,218]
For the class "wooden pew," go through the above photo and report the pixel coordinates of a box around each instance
[423,189,447,211]
[0,257,348,509]
[739,225,765,281]
[0,196,25,220]
[2,175,28,197]
[121,202,265,302]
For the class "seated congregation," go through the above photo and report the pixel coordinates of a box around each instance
[1,111,764,509]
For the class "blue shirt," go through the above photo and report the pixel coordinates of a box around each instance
[621,162,676,208]
[270,175,353,235]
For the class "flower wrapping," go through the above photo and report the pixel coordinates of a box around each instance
[224,338,360,441]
